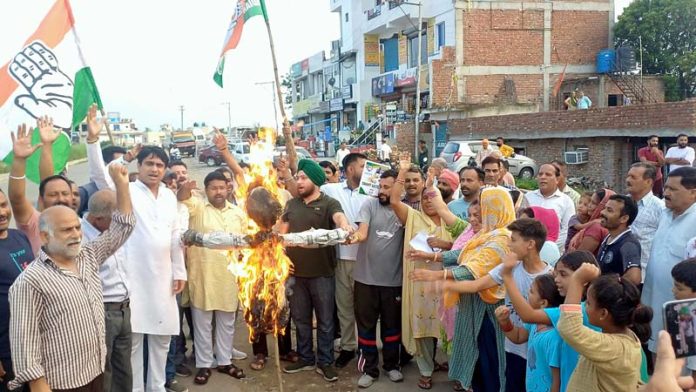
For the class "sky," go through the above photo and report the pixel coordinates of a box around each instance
[0,0,634,131]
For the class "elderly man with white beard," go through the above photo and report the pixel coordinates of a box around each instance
[8,163,135,392]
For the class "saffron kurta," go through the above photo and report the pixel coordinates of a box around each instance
[182,197,247,312]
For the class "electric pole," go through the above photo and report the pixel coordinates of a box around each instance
[178,105,185,131]
[222,102,232,134]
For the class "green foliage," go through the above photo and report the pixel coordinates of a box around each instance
[516,178,539,191]
[614,0,696,99]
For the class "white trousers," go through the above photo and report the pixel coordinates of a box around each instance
[131,333,170,392]
[191,306,237,368]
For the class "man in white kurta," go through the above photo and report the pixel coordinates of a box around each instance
[642,167,696,353]
[108,146,186,392]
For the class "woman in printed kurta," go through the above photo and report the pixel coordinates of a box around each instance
[446,187,515,392]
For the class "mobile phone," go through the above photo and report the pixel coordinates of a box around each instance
[662,298,696,358]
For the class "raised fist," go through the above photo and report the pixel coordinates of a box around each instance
[9,41,74,130]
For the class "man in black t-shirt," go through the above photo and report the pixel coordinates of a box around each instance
[278,159,353,383]
[597,194,642,285]
[0,189,34,392]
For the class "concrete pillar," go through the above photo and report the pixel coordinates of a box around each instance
[542,3,552,112]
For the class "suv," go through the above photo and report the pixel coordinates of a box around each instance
[440,140,538,179]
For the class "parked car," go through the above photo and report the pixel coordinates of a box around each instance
[273,146,315,161]
[440,140,538,179]
[230,142,251,164]
[198,144,232,167]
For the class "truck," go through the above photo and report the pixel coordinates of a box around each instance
[169,131,196,157]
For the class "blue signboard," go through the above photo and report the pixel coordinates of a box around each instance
[435,122,448,156]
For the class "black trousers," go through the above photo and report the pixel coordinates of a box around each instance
[354,281,402,378]
[251,321,293,357]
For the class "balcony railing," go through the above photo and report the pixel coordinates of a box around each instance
[388,0,406,10]
[367,4,382,20]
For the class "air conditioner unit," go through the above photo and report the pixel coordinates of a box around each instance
[564,150,589,165]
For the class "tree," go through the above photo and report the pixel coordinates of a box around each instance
[614,0,696,100]
[281,72,295,110]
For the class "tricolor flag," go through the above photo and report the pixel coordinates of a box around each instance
[0,0,102,182]
[213,0,268,88]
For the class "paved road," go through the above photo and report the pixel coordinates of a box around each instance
[3,156,455,391]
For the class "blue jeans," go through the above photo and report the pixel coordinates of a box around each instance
[289,276,335,366]
[165,336,177,383]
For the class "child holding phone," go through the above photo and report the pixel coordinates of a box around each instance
[670,257,696,379]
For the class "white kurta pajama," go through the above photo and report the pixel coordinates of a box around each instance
[116,180,186,392]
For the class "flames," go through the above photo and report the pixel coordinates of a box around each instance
[230,128,291,340]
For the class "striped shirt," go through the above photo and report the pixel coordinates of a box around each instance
[629,191,664,282]
[8,211,135,390]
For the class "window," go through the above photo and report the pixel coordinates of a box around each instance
[408,32,427,68]
[436,22,446,49]
[345,13,349,22]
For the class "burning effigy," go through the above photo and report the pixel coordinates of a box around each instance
[182,128,348,342]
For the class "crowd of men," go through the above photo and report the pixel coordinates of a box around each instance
[1,106,696,392]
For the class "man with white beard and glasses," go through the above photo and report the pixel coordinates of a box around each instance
[8,163,134,392]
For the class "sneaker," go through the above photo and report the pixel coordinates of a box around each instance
[358,373,375,388]
[316,364,338,382]
[283,360,316,374]
[231,348,248,360]
[165,379,189,392]
[387,369,404,382]
[334,350,356,368]
[175,364,192,377]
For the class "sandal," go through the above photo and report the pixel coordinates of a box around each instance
[453,381,470,391]
[434,361,449,372]
[418,376,433,390]
[194,368,211,385]
[250,354,267,371]
[217,364,246,379]
[279,350,299,363]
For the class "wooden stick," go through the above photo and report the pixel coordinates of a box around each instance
[263,14,297,174]
[98,108,115,145]
[273,336,285,392]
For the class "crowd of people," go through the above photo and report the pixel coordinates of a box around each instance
[1,107,696,392]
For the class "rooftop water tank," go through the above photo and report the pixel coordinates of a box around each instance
[616,46,637,72]
[596,49,616,74]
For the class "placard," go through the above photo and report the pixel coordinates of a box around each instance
[358,160,391,197]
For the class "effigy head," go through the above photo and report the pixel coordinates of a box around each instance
[246,186,283,231]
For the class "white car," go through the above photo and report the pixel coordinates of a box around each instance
[230,142,251,163]
[440,140,538,179]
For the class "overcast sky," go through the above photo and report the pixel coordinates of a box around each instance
[0,0,633,131]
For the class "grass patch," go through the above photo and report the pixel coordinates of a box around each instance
[0,144,88,174]
[516,178,539,190]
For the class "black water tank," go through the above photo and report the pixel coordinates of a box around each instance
[615,46,637,72]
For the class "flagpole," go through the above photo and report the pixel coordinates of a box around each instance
[261,4,298,174]
[99,108,115,145]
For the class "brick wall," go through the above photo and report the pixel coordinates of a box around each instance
[447,100,696,138]
[395,122,431,160]
[463,10,544,66]
[463,74,543,105]
[551,11,610,64]
[431,47,457,109]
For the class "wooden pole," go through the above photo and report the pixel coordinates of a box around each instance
[273,336,285,392]
[98,108,115,145]
[263,14,298,173]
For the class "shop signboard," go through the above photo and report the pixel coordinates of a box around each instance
[341,85,352,99]
[371,73,395,96]
[394,68,417,87]
[435,122,447,156]
[364,35,380,66]
[329,98,344,112]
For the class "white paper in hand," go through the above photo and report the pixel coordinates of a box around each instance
[409,231,434,253]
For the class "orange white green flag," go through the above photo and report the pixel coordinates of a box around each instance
[0,0,103,182]
[213,0,268,88]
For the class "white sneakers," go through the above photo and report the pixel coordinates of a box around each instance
[358,369,403,388]
[231,348,247,360]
